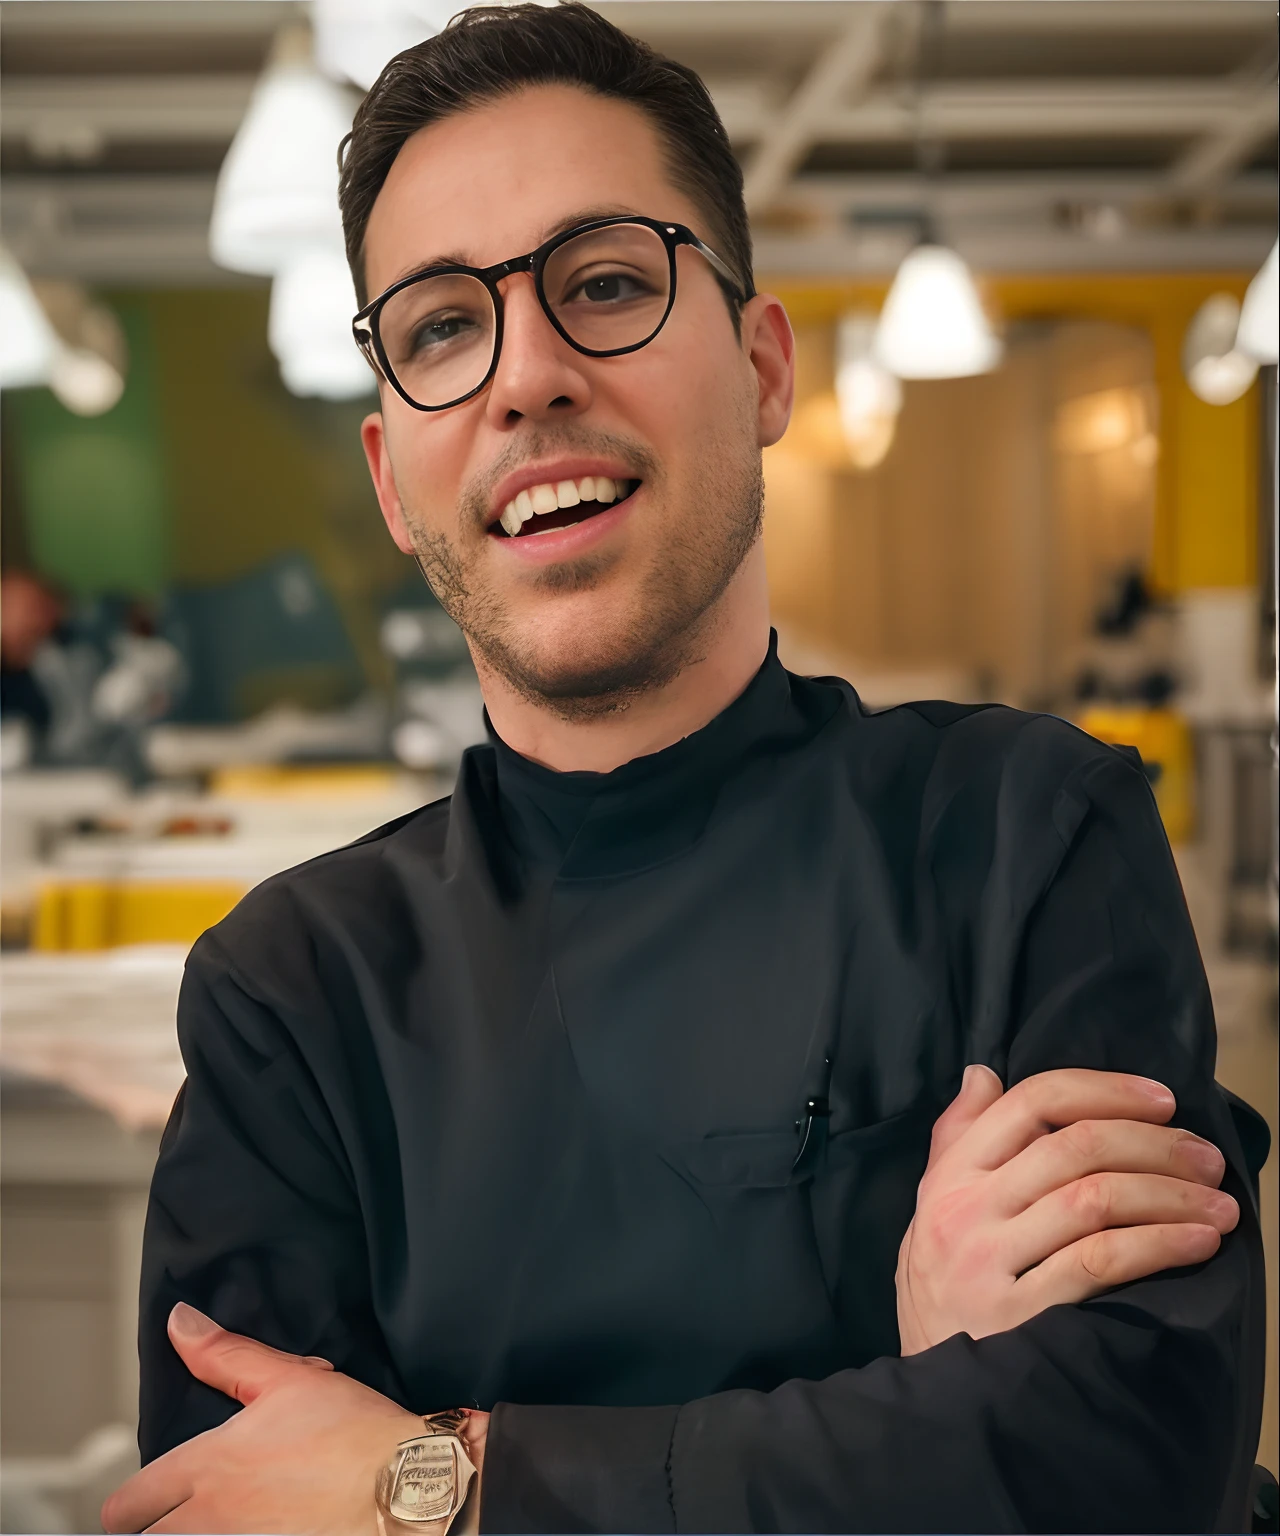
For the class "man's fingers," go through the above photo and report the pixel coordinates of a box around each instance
[1003,1171,1239,1276]
[991,1119,1226,1215]
[925,1064,1005,1168]
[1007,1221,1222,1323]
[100,1451,192,1534]
[949,1068,1176,1173]
[167,1303,322,1405]
[139,1509,199,1534]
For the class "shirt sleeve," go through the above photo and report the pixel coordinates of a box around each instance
[479,747,1268,1535]
[137,933,406,1463]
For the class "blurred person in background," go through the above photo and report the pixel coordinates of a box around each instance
[0,572,183,776]
[105,6,1268,1534]
[0,568,63,746]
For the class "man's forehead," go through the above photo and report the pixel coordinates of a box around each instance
[363,84,691,291]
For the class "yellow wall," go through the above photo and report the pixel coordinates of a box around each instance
[762,271,1260,595]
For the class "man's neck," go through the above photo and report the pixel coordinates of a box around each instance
[476,550,771,774]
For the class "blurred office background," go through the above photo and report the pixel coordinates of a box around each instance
[0,1,1276,1528]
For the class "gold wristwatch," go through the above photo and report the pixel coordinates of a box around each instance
[375,1410,478,1536]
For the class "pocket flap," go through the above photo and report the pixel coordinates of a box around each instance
[664,1128,798,1188]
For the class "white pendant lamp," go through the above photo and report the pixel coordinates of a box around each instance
[210,26,357,276]
[835,312,902,470]
[0,245,58,388]
[269,248,374,401]
[1182,293,1258,406]
[312,0,444,91]
[312,0,559,91]
[49,347,126,416]
[1236,239,1278,365]
[37,280,128,416]
[875,244,1001,380]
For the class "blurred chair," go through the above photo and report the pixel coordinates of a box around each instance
[162,551,364,723]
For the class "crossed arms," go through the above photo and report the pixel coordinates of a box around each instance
[105,757,1267,1534]
[103,1061,1260,1535]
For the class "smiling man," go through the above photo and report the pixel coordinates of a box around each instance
[107,6,1267,1534]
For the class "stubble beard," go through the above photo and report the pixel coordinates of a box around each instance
[402,415,764,722]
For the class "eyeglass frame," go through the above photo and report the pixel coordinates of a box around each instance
[351,214,755,414]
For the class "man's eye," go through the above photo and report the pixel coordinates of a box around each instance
[410,313,477,352]
[566,271,649,304]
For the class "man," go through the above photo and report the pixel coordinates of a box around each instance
[105,6,1267,1533]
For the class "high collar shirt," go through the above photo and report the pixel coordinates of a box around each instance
[139,636,1268,1533]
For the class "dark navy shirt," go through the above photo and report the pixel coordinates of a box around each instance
[139,636,1266,1533]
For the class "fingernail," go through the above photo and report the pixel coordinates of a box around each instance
[170,1302,218,1339]
[1138,1077,1175,1106]
[304,1355,335,1370]
[1207,1191,1239,1224]
[1187,1140,1226,1179]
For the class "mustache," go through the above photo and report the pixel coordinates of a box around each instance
[460,426,662,531]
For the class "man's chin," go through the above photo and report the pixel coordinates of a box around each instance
[476,601,694,718]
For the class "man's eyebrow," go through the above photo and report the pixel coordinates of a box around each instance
[387,205,642,287]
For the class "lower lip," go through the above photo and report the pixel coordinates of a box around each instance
[489,488,639,562]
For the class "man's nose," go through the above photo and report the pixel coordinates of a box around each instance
[484,271,592,427]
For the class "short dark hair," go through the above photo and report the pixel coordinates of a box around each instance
[338,1,753,316]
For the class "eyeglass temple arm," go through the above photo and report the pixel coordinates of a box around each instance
[686,233,754,301]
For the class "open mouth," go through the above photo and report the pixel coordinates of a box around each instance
[493,476,641,538]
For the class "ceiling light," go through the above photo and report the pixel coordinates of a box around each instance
[1236,239,1278,365]
[0,245,58,388]
[34,280,129,416]
[269,248,374,401]
[49,346,125,416]
[312,0,439,91]
[1182,293,1258,406]
[835,311,902,470]
[1055,387,1153,456]
[875,244,1001,381]
[312,0,556,90]
[210,25,357,276]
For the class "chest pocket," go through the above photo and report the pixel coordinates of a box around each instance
[663,1127,800,1189]
[549,871,844,1148]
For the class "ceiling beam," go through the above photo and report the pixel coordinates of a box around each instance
[4,74,1259,151]
[753,225,1277,278]
[598,1,1276,41]
[714,78,1272,147]
[0,76,255,144]
[1164,81,1278,197]
[2,174,227,282]
[742,6,887,215]
[0,1,294,36]
[788,170,1277,219]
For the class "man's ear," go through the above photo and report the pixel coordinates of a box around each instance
[742,293,795,450]
[360,412,416,556]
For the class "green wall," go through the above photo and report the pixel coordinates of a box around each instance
[9,299,169,597]
[7,287,419,700]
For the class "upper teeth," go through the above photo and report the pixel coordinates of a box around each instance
[498,476,625,537]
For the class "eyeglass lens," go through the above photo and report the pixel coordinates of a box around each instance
[376,222,673,409]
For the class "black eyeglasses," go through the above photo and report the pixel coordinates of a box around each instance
[352,215,753,413]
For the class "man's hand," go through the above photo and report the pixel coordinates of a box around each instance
[896,1067,1239,1356]
[101,1304,490,1534]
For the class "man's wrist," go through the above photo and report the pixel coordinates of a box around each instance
[456,1408,489,1479]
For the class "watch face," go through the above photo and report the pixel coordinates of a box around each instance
[389,1438,458,1524]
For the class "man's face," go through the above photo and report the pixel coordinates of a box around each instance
[361,84,791,714]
